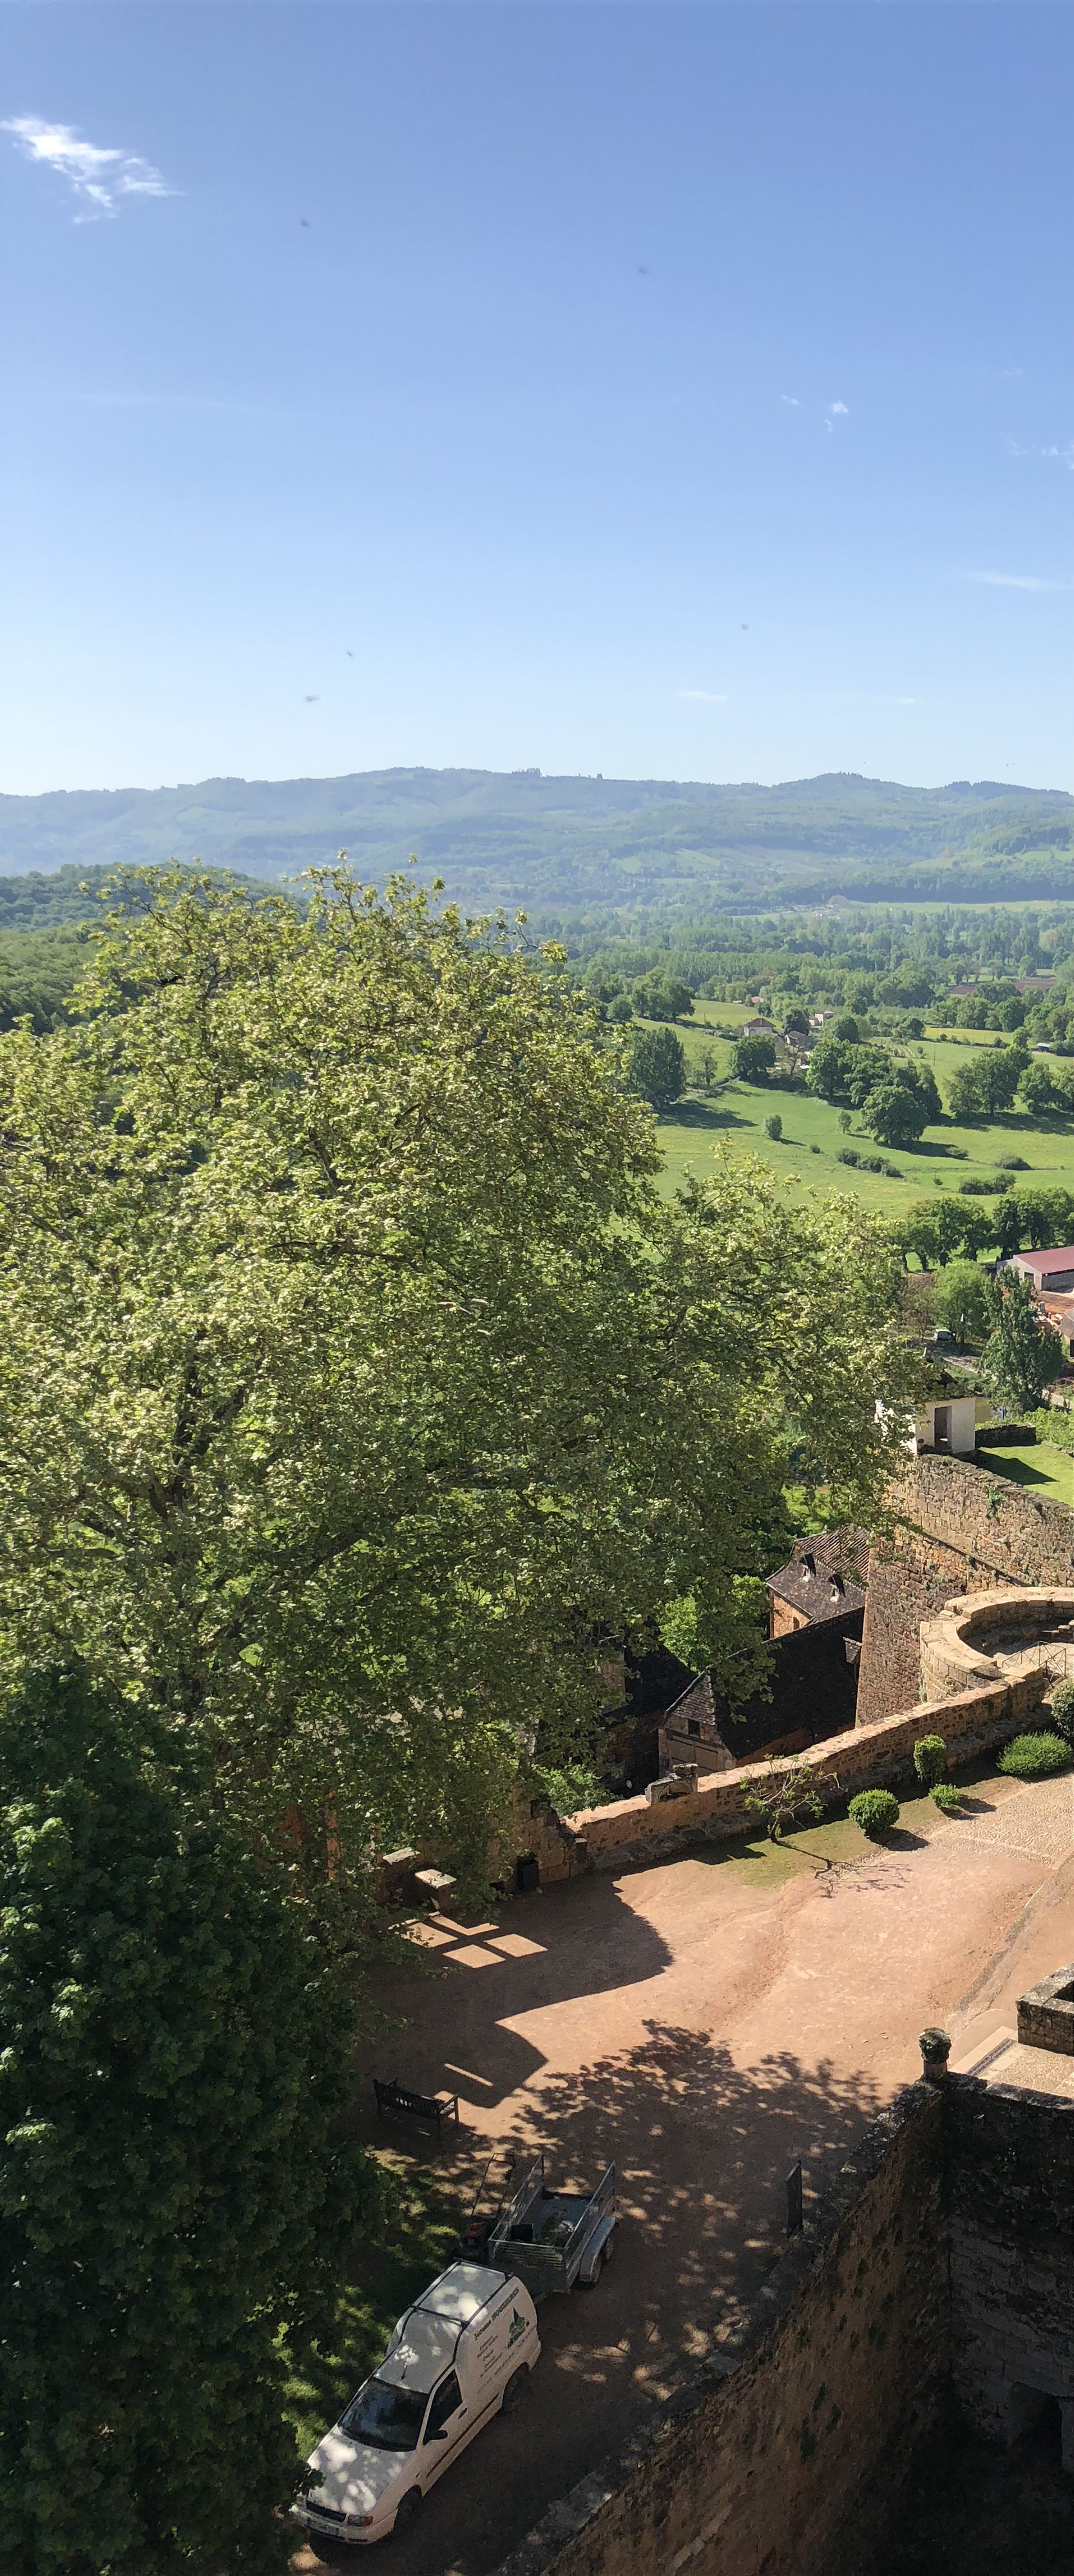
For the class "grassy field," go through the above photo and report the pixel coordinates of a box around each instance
[655,1006,1074,1221]
[976,1438,1074,1507]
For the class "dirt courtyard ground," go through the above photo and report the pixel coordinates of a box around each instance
[294,1763,1074,2576]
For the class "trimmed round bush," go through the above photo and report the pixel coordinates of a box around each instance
[914,1734,948,1788]
[849,1788,899,1837]
[998,1732,1072,1781]
[1050,1680,1074,1745]
[929,1783,962,1814]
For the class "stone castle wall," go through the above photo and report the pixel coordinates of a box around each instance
[948,2081,1074,2467]
[497,2087,948,2576]
[494,2075,1074,2576]
[856,1454,1074,1725]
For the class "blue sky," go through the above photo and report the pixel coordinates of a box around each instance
[3,3,1071,796]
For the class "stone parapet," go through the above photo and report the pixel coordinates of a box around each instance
[919,1586,1074,1701]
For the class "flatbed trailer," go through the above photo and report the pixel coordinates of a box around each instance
[487,2155,617,2298]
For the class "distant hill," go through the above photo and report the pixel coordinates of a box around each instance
[1,768,1071,921]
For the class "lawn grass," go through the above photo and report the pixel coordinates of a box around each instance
[975,1439,1074,1506]
[651,1009,1074,1220]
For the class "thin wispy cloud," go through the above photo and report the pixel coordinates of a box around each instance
[829,401,849,416]
[781,394,800,406]
[3,116,174,220]
[964,571,1071,592]
[678,690,728,703]
[1004,435,1074,471]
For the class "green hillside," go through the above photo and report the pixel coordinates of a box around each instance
[1,769,1070,920]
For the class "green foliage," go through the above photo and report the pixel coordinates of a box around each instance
[529,1759,609,1815]
[896,1198,992,1270]
[860,1069,938,1148]
[806,1036,891,1108]
[742,1752,833,1842]
[0,927,91,1034]
[913,1734,948,1787]
[932,1261,993,1347]
[764,1113,783,1140]
[998,1732,1071,1779]
[0,1667,374,2576]
[995,1152,1030,1170]
[628,1021,687,1110]
[928,1782,962,1812]
[731,1032,777,1082]
[848,1788,899,1836]
[983,1272,1066,1412]
[631,973,693,1023]
[946,1052,1021,1121]
[0,868,917,1917]
[1048,1680,1074,1744]
[658,1574,773,1713]
[1018,1059,1064,1117]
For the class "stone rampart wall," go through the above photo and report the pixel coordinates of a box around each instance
[494,2077,1074,2576]
[524,1668,1044,1886]
[947,2082,1074,2465]
[856,1454,1074,1726]
[495,2087,947,2576]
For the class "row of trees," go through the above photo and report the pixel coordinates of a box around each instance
[0,866,919,2568]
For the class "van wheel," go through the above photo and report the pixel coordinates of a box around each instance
[393,2488,423,2535]
[501,2365,529,2414]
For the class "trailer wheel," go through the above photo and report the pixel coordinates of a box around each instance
[501,2365,530,2414]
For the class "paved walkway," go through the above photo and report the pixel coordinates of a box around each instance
[294,1770,1074,2576]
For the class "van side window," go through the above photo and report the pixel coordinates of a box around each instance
[423,2372,462,2440]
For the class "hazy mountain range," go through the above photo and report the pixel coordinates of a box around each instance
[1,767,1072,923]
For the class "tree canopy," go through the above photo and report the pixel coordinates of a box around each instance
[627,1021,687,1110]
[0,1667,370,2575]
[983,1273,1066,1412]
[0,867,916,1911]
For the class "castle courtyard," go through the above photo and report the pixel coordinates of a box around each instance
[294,1761,1074,2576]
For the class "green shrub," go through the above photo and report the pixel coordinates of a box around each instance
[764,1113,783,1141]
[998,1732,1072,1780]
[1050,1680,1074,1745]
[836,1147,859,1167]
[849,1788,899,1837]
[914,1733,948,1788]
[929,1783,962,1813]
[995,1153,1029,1170]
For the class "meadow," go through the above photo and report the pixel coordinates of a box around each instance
[656,1005,1074,1222]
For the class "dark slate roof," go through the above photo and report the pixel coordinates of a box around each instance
[763,1527,868,1627]
[663,1606,865,1761]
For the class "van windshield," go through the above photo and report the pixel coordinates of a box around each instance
[338,2379,427,2451]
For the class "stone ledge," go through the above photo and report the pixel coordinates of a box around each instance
[1017,1964,1074,2057]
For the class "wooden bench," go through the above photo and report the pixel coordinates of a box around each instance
[374,2077,461,2143]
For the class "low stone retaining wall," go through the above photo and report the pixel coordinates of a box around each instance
[525,1666,1047,1884]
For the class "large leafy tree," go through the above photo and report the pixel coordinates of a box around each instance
[0,869,914,1902]
[983,1272,1066,1413]
[627,1020,687,1109]
[0,1667,371,2576]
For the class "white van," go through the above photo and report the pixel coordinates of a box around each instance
[293,2261,541,2548]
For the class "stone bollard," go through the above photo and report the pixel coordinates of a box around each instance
[919,2027,952,2083]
